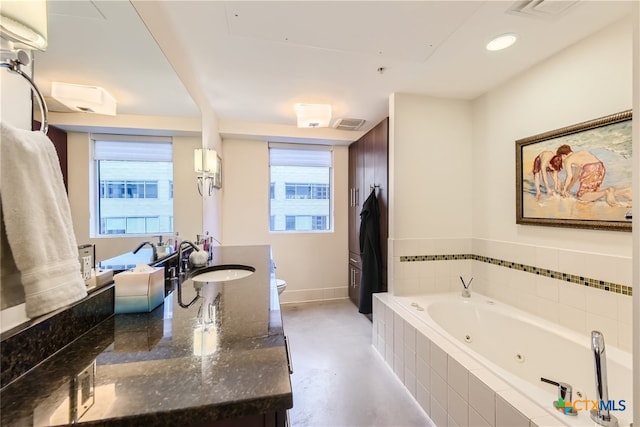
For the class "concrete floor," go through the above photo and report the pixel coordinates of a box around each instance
[281,299,435,427]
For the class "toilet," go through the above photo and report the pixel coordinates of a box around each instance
[276,279,287,295]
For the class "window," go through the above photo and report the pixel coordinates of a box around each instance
[99,180,159,199]
[269,143,332,232]
[284,183,329,200]
[93,136,173,236]
[282,215,328,231]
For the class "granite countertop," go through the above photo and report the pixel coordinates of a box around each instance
[0,245,293,426]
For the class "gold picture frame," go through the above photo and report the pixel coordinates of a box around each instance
[516,110,632,231]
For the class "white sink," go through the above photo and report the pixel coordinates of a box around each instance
[190,264,255,283]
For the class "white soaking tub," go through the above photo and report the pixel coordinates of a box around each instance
[374,292,633,427]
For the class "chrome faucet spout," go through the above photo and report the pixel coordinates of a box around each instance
[133,241,157,261]
[177,240,200,276]
[175,240,204,308]
[590,330,618,427]
[460,276,472,298]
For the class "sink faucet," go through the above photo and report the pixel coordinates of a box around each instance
[590,330,618,427]
[175,240,203,308]
[177,240,200,276]
[133,241,157,262]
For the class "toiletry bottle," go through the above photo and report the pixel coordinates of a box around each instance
[173,232,180,251]
[205,231,212,260]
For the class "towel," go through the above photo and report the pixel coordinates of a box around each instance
[0,122,87,318]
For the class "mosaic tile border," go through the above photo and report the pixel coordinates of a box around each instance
[399,254,632,297]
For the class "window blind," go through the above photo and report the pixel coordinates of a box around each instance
[269,143,332,167]
[93,135,173,162]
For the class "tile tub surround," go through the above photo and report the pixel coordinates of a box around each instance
[0,285,115,388]
[0,245,293,426]
[391,239,633,352]
[399,254,631,296]
[372,293,632,427]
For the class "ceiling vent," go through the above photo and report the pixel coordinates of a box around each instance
[508,0,580,19]
[332,118,366,131]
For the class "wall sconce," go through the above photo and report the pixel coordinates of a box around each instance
[194,148,218,196]
[295,103,332,128]
[51,82,117,115]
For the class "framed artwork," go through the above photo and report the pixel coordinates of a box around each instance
[516,110,632,231]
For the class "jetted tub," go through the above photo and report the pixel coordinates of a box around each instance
[385,292,633,427]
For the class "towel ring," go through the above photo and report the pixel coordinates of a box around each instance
[1,57,48,134]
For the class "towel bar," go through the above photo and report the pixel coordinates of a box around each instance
[1,54,48,134]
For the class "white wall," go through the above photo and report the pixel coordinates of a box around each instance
[389,17,634,352]
[222,138,349,303]
[389,93,474,295]
[472,17,633,252]
[389,93,474,240]
[68,132,203,262]
[201,109,223,243]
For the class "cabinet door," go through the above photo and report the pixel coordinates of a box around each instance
[363,130,375,197]
[372,118,389,290]
[348,142,360,254]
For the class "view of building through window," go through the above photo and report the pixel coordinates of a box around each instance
[269,144,332,232]
[94,138,173,235]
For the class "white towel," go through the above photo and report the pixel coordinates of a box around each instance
[0,122,87,318]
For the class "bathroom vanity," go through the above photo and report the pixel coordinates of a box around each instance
[0,245,293,426]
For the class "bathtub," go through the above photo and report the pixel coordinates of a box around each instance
[373,292,633,427]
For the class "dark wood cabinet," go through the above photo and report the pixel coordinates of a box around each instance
[34,121,68,192]
[347,118,389,309]
[348,255,361,307]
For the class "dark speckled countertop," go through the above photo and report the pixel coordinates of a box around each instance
[0,245,293,426]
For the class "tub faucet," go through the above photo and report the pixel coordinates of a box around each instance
[590,330,618,427]
[459,276,472,298]
[133,241,157,262]
[540,377,577,416]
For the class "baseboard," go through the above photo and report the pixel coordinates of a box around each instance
[279,286,348,304]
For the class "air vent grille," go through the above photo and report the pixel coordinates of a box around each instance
[508,0,580,19]
[332,118,366,131]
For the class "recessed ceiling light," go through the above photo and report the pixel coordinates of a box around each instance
[486,33,518,51]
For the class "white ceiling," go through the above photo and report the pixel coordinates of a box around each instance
[32,0,633,139]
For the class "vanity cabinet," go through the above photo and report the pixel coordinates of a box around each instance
[347,118,389,309]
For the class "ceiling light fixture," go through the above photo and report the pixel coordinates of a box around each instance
[486,33,518,51]
[0,0,48,51]
[295,103,332,128]
[51,82,117,115]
